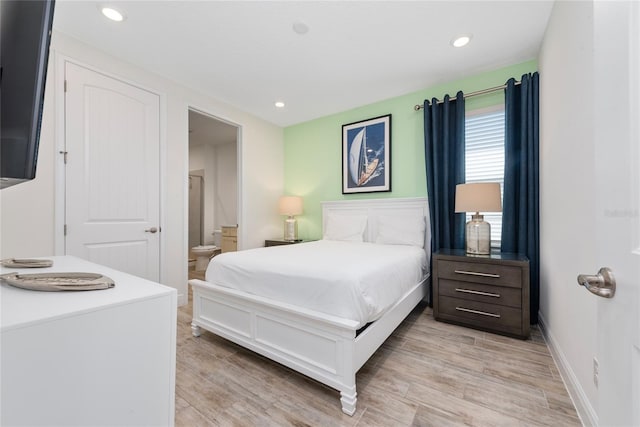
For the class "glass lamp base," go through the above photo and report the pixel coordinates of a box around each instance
[466,214,491,255]
[283,216,298,241]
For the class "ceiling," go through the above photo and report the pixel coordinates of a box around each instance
[188,109,238,147]
[52,1,554,128]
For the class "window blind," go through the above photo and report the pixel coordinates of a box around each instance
[465,108,505,245]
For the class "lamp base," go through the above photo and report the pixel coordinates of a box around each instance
[283,216,298,241]
[465,213,491,255]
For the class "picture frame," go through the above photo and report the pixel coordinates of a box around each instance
[342,114,391,194]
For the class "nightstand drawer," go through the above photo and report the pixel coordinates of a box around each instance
[221,227,237,237]
[436,260,522,288]
[437,296,523,336]
[439,279,522,308]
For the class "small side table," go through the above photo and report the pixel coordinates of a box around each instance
[265,239,307,247]
[432,249,530,339]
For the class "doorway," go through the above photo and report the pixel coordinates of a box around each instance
[187,109,239,275]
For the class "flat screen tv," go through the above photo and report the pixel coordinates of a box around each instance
[0,0,55,189]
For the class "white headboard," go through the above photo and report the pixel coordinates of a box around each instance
[321,197,431,262]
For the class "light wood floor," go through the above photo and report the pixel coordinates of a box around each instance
[176,274,581,426]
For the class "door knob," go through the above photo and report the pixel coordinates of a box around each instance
[577,267,616,298]
[145,227,158,234]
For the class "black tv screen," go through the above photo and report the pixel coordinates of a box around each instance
[0,0,55,189]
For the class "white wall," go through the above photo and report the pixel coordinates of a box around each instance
[189,143,217,246]
[214,141,238,230]
[0,31,284,305]
[189,140,237,245]
[189,146,205,172]
[538,1,598,424]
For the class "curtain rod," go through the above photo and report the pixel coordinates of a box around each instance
[413,80,521,111]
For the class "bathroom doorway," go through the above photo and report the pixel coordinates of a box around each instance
[188,109,240,274]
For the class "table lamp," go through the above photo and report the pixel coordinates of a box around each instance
[278,196,303,241]
[455,183,502,255]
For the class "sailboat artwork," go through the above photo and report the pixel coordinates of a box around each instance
[342,114,391,194]
[349,127,379,186]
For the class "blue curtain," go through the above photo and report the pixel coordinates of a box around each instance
[502,73,540,324]
[423,91,466,273]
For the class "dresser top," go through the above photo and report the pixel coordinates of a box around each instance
[1,256,175,332]
[435,248,528,262]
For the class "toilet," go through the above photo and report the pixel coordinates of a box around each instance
[191,245,218,271]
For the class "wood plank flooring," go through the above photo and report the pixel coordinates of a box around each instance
[176,275,580,426]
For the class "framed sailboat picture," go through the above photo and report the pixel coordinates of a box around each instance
[342,114,391,194]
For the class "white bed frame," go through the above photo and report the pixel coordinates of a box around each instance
[189,197,430,415]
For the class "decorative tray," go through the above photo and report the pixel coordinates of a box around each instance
[0,272,115,292]
[0,258,53,268]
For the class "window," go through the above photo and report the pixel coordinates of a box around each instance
[465,106,505,247]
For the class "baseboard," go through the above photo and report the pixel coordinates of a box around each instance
[538,312,597,427]
[178,292,187,306]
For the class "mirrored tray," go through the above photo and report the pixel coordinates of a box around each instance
[0,272,115,292]
[0,258,53,268]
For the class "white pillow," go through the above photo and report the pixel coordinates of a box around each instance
[323,214,367,242]
[375,215,425,248]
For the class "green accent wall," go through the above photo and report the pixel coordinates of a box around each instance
[284,60,537,240]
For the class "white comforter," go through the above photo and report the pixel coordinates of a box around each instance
[205,240,427,327]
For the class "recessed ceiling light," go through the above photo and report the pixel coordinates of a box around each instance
[292,21,309,35]
[100,6,125,22]
[275,101,285,108]
[451,34,472,48]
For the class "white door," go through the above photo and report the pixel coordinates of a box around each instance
[588,2,640,425]
[64,62,160,281]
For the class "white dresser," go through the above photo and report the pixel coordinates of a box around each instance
[0,256,177,426]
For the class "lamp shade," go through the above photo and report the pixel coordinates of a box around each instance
[455,183,502,213]
[278,196,303,216]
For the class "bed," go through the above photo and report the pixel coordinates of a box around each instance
[189,197,431,415]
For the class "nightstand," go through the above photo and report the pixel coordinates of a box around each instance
[265,239,306,247]
[221,226,238,253]
[432,249,530,339]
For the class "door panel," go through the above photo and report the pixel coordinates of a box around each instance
[592,2,639,425]
[65,62,160,281]
[86,241,149,280]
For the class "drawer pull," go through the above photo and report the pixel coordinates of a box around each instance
[454,270,500,278]
[455,288,501,298]
[455,307,501,318]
